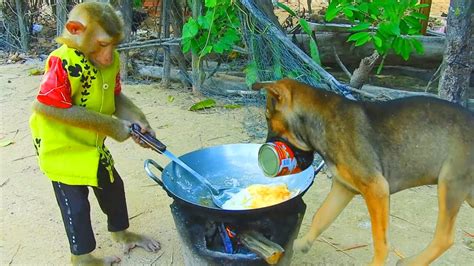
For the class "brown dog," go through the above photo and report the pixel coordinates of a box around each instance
[252,78,473,265]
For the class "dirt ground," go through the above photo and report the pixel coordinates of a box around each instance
[1,57,473,266]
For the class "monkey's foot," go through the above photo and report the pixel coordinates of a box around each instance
[71,253,120,266]
[111,230,161,254]
[293,237,313,253]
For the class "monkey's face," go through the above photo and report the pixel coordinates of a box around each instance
[87,26,117,69]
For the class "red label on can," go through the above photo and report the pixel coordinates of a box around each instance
[268,141,301,176]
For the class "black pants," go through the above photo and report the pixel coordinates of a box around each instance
[52,164,129,255]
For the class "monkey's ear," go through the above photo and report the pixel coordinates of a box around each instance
[65,21,86,35]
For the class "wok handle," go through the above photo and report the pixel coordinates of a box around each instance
[144,159,165,187]
[313,161,325,177]
[130,123,167,153]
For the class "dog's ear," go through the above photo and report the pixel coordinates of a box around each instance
[251,81,290,104]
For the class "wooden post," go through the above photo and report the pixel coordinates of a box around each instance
[419,0,432,35]
[119,0,133,81]
[14,0,29,52]
[161,0,171,89]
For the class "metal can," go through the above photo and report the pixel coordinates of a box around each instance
[258,141,301,177]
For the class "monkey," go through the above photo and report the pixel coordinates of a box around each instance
[29,2,160,265]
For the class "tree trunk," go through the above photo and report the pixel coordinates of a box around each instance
[119,0,133,81]
[15,0,29,52]
[255,0,285,32]
[169,0,192,87]
[191,0,204,95]
[56,0,67,37]
[438,0,472,105]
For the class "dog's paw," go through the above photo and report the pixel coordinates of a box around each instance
[293,237,312,253]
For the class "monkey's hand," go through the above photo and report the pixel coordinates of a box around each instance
[130,121,157,148]
[33,100,131,142]
[114,93,156,148]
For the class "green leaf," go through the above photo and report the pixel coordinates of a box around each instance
[348,32,370,42]
[410,38,424,54]
[349,22,371,32]
[325,1,340,21]
[373,35,383,47]
[355,34,371,46]
[359,2,369,13]
[411,12,428,20]
[223,104,241,109]
[413,4,430,8]
[0,139,14,147]
[189,98,217,111]
[299,18,313,35]
[404,16,421,28]
[244,61,258,87]
[182,39,191,53]
[379,22,400,36]
[309,39,321,64]
[205,0,217,8]
[198,11,214,29]
[167,95,175,103]
[200,45,213,57]
[276,2,297,16]
[182,18,199,39]
[343,7,354,18]
[392,37,403,54]
[400,38,412,60]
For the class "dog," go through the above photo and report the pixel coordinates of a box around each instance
[252,78,473,265]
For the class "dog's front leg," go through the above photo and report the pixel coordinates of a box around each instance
[360,178,390,266]
[293,179,355,253]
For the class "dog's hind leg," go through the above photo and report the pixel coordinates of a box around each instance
[397,177,467,266]
[293,179,355,253]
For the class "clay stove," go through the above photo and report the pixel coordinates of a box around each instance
[170,198,307,265]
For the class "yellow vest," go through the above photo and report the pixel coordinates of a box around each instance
[30,44,120,187]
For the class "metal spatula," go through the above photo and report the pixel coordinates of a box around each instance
[130,124,240,208]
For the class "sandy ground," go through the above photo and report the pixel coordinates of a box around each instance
[1,59,473,266]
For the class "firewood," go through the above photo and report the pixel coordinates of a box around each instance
[239,230,284,265]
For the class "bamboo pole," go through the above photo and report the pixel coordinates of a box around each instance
[161,0,171,89]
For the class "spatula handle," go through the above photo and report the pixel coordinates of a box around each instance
[130,123,167,153]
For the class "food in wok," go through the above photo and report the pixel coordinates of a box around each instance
[222,183,298,210]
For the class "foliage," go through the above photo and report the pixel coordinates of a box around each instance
[326,0,428,67]
[277,2,321,65]
[181,0,241,60]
